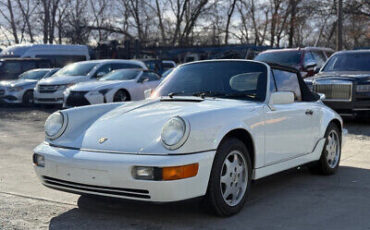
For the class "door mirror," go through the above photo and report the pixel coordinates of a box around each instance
[138,77,149,83]
[314,66,320,74]
[96,72,106,78]
[269,92,295,108]
[304,61,317,71]
[318,93,326,101]
[144,89,152,99]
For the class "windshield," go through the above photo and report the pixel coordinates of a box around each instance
[100,69,141,81]
[255,51,302,66]
[161,68,173,79]
[19,70,49,80]
[322,52,370,72]
[53,62,97,77]
[154,61,267,101]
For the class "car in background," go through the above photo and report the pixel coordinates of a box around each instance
[0,58,51,80]
[63,69,161,107]
[305,50,370,118]
[254,47,334,78]
[0,68,59,105]
[140,59,176,75]
[0,44,90,67]
[34,59,147,105]
[34,60,344,217]
[161,68,174,80]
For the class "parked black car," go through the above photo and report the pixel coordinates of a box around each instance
[254,47,334,78]
[0,58,51,80]
[305,50,370,117]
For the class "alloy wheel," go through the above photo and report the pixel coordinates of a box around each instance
[220,150,248,206]
[325,130,340,168]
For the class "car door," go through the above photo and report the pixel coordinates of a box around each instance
[264,69,317,165]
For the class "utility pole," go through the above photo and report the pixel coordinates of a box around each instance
[336,0,343,50]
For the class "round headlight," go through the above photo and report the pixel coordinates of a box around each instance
[161,117,190,150]
[44,112,67,139]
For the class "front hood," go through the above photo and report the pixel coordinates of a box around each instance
[38,75,88,85]
[70,80,133,91]
[54,97,258,154]
[314,71,370,83]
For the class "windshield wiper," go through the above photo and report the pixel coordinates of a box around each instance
[168,91,185,98]
[192,91,226,98]
[222,93,257,100]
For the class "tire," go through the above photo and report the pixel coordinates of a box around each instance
[113,90,130,102]
[203,138,252,216]
[22,90,34,106]
[309,123,341,175]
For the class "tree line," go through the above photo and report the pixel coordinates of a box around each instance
[0,0,368,49]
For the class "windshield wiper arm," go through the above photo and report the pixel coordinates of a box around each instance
[192,91,226,98]
[168,91,184,98]
[222,93,257,99]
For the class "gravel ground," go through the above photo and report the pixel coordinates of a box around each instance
[0,105,370,230]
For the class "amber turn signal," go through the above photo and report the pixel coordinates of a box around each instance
[162,163,199,180]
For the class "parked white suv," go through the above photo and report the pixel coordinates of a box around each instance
[34,59,147,105]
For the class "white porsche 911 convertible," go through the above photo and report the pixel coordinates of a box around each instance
[63,69,161,107]
[33,60,345,216]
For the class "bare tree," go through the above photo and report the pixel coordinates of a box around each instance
[16,0,38,43]
[0,0,20,43]
[224,0,238,44]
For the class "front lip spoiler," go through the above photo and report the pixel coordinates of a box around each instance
[46,142,216,156]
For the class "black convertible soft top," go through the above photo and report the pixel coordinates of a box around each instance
[266,62,320,102]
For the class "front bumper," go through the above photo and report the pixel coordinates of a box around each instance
[63,92,106,108]
[323,99,370,117]
[1,91,24,104]
[34,90,64,105]
[33,143,215,202]
[0,88,24,104]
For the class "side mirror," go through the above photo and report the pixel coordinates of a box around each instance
[144,89,152,99]
[313,66,320,74]
[96,72,106,78]
[318,93,326,101]
[269,92,295,110]
[304,61,317,71]
[138,77,149,83]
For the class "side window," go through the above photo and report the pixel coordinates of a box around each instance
[22,61,37,72]
[311,51,326,67]
[148,72,160,81]
[2,62,21,74]
[272,69,302,101]
[139,72,150,82]
[36,55,86,67]
[94,64,112,78]
[303,51,315,65]
[269,71,277,92]
[38,61,51,68]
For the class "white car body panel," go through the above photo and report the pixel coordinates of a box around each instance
[0,79,37,103]
[62,71,160,107]
[0,68,58,104]
[34,143,214,202]
[34,60,148,105]
[34,60,345,203]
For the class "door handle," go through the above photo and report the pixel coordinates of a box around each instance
[305,109,314,115]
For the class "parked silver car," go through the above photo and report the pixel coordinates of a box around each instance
[0,68,59,105]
